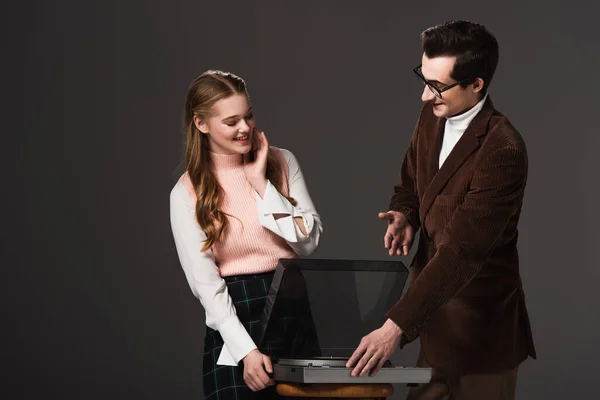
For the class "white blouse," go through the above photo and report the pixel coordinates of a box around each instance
[169,148,323,365]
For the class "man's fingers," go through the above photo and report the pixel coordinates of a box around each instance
[384,232,392,249]
[351,355,368,377]
[389,238,400,256]
[351,348,374,377]
[360,352,381,377]
[378,211,393,221]
[402,233,413,255]
[350,341,373,376]
[346,344,366,368]
[370,356,387,377]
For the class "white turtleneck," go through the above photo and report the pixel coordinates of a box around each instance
[439,94,488,168]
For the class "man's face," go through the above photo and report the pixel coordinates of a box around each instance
[419,53,483,118]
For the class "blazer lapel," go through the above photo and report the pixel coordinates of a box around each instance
[419,97,495,223]
[423,115,445,197]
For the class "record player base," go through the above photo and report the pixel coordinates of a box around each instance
[276,382,393,399]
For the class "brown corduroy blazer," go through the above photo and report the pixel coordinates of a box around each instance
[385,96,537,374]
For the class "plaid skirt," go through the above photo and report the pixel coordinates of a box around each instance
[203,271,283,400]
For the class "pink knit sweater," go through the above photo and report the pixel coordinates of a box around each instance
[180,151,296,277]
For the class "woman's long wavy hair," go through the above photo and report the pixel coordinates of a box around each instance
[184,70,295,252]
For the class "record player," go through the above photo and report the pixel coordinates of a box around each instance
[256,258,432,385]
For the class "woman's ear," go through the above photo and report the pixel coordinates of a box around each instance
[193,115,209,134]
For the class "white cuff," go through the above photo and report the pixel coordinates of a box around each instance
[216,316,257,366]
[255,180,317,249]
[256,181,297,242]
[259,180,294,215]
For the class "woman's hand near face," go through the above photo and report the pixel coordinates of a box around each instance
[243,128,269,197]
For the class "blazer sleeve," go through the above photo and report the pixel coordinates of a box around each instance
[388,111,422,230]
[386,144,528,342]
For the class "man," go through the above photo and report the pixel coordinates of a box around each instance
[346,20,536,399]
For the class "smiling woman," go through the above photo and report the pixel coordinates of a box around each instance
[169,70,323,399]
[194,91,255,154]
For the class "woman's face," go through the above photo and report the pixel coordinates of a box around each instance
[195,93,256,155]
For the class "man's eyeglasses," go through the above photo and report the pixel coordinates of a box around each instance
[413,64,471,99]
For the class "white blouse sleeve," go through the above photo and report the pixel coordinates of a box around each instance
[169,182,256,366]
[255,148,323,256]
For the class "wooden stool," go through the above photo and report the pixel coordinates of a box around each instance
[276,383,393,399]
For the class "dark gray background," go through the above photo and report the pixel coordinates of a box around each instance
[5,1,598,399]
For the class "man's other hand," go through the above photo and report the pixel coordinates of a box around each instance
[345,319,403,377]
[378,211,414,256]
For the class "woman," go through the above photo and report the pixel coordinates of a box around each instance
[169,70,323,399]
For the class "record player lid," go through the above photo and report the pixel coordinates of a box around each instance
[257,258,409,361]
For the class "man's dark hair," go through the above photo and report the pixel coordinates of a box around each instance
[422,20,499,97]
